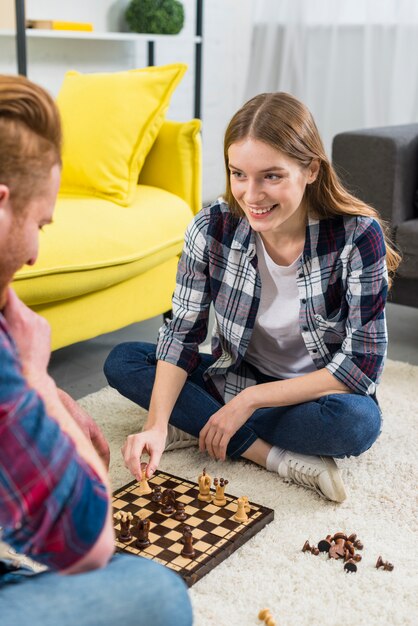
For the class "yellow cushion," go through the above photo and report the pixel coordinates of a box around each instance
[13,186,193,305]
[57,64,187,206]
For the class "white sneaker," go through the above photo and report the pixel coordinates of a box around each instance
[278,451,347,503]
[164,425,198,451]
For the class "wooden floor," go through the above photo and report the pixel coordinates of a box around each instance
[49,302,418,400]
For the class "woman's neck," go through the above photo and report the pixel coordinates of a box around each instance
[259,208,307,266]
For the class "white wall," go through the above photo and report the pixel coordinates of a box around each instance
[0,0,254,203]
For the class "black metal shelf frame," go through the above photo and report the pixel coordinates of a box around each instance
[14,0,203,119]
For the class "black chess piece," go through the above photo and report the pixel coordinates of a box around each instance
[151,485,162,503]
[344,559,358,573]
[135,518,150,549]
[161,488,176,515]
[180,524,191,544]
[115,512,133,543]
[317,535,333,553]
[181,528,195,558]
[174,501,187,522]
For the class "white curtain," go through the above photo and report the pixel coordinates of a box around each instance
[244,0,418,155]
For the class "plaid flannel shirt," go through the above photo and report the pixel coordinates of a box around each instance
[157,199,388,402]
[0,315,108,571]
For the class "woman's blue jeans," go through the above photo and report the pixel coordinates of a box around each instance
[104,342,382,459]
[0,553,192,626]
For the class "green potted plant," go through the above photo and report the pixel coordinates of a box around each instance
[126,0,185,35]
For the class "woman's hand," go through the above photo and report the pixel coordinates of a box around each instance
[199,390,254,461]
[121,427,167,481]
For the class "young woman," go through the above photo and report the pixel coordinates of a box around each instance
[105,92,400,503]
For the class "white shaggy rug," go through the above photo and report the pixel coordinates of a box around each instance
[79,359,418,626]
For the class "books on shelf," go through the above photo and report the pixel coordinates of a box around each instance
[26,20,93,32]
[0,0,15,30]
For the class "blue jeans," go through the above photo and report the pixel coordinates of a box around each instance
[0,553,192,626]
[104,342,382,459]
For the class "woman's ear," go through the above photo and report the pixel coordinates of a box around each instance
[307,158,320,183]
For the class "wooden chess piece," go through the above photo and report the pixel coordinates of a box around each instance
[344,558,358,573]
[258,608,270,620]
[376,556,394,571]
[114,511,133,542]
[213,477,228,506]
[198,468,212,502]
[329,537,346,559]
[302,540,319,556]
[353,538,364,550]
[180,524,191,544]
[317,535,333,553]
[151,485,162,503]
[258,608,276,625]
[233,497,248,523]
[181,528,196,558]
[174,501,187,522]
[134,518,151,549]
[242,495,251,513]
[138,475,152,496]
[302,540,313,553]
[161,488,176,515]
[332,532,347,542]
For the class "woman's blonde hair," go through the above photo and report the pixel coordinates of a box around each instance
[223,92,401,282]
[0,74,61,213]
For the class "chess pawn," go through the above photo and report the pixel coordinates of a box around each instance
[181,528,196,559]
[344,559,358,573]
[115,511,133,542]
[151,485,162,503]
[198,468,212,502]
[213,477,228,506]
[174,501,188,522]
[258,609,276,625]
[317,535,333,553]
[180,524,191,544]
[234,497,248,523]
[135,518,151,549]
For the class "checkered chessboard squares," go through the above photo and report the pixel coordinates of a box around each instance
[113,470,274,586]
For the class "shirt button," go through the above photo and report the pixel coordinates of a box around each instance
[312,349,318,354]
[303,326,308,331]
[298,273,303,279]
[302,298,306,304]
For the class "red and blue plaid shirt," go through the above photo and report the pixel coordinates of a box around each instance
[157,199,388,402]
[0,316,108,571]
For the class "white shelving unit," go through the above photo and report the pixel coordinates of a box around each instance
[0,29,201,44]
[8,0,204,118]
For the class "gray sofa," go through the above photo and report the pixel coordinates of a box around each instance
[332,124,418,308]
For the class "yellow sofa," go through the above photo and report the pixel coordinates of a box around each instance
[12,118,201,350]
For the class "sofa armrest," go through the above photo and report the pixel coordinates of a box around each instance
[139,119,202,215]
[332,124,418,227]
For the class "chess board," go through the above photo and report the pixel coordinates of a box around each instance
[112,470,274,587]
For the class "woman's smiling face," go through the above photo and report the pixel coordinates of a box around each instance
[228,138,318,234]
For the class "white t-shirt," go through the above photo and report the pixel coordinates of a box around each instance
[245,234,317,379]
